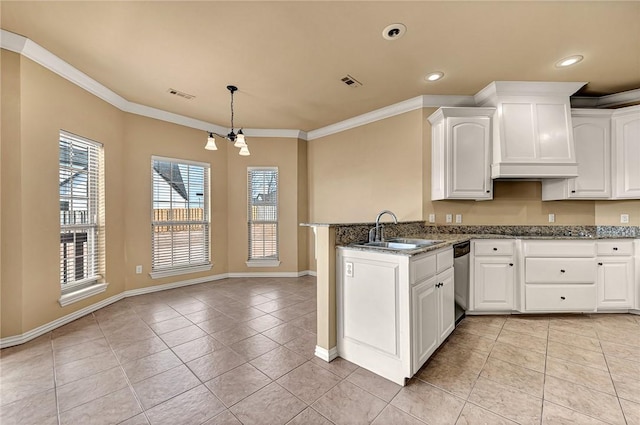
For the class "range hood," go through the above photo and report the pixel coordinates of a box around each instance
[474,81,587,179]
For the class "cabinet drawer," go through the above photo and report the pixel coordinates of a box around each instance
[525,258,596,284]
[436,248,454,274]
[411,254,436,284]
[524,241,595,257]
[597,241,633,256]
[526,284,596,312]
[474,240,514,256]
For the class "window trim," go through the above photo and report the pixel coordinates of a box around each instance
[247,166,280,266]
[151,155,211,274]
[59,130,104,292]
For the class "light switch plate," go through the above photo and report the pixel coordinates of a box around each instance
[455,214,462,224]
[135,265,142,274]
[621,214,630,224]
[548,213,555,223]
[428,213,435,223]
[446,214,453,223]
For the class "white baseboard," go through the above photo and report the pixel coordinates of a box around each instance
[630,309,640,316]
[0,271,317,348]
[123,273,229,297]
[0,293,125,349]
[314,345,338,362]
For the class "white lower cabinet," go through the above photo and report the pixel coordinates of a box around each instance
[522,241,597,313]
[336,246,453,385]
[412,267,454,373]
[470,240,516,312]
[596,240,635,310]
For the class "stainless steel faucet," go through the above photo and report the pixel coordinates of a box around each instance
[369,210,398,242]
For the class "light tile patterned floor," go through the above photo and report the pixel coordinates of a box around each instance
[1,276,639,425]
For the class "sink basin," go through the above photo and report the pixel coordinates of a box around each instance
[353,238,444,250]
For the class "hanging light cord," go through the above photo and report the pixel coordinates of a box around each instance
[229,88,235,134]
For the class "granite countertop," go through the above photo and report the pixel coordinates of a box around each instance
[326,223,639,257]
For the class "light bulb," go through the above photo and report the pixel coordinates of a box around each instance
[239,145,250,156]
[205,133,218,150]
[234,130,247,148]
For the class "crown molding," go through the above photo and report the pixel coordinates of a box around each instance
[3,29,639,142]
[306,95,476,140]
[571,88,640,108]
[1,29,301,140]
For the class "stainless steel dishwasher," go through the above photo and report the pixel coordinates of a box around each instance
[453,241,470,323]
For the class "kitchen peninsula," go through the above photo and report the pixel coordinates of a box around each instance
[304,221,640,384]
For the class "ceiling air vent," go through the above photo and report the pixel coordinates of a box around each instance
[167,88,195,100]
[340,75,363,88]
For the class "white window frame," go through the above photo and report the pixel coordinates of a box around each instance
[58,130,107,303]
[247,166,280,267]
[150,156,211,279]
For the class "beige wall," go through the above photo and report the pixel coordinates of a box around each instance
[226,137,305,273]
[122,114,230,290]
[308,110,424,223]
[1,53,127,334]
[1,51,23,337]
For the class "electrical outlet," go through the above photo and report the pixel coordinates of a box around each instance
[345,262,354,278]
[455,214,462,223]
[621,214,630,224]
[135,265,142,274]
[428,213,435,223]
[548,213,555,223]
[446,214,453,223]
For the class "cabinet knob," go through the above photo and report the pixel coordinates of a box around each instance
[486,190,490,193]
[571,190,576,193]
[560,269,566,273]
[493,247,498,251]
[560,296,566,300]
[598,262,603,266]
[509,263,514,267]
[613,247,618,251]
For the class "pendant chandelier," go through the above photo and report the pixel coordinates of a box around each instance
[205,85,250,156]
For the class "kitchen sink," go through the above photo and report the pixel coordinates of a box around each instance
[352,238,444,250]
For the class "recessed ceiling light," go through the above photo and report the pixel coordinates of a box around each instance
[382,23,406,40]
[555,55,584,68]
[425,72,444,82]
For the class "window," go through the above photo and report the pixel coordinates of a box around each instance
[151,156,210,277]
[247,167,279,266]
[59,131,104,291]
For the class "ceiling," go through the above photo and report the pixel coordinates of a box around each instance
[2,1,639,132]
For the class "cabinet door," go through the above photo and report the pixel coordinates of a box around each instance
[597,258,634,309]
[568,117,611,198]
[613,108,640,199]
[473,258,514,311]
[437,268,456,342]
[448,117,492,199]
[412,276,438,373]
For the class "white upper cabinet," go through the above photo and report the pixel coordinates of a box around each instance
[429,107,494,200]
[542,110,613,200]
[612,105,640,199]
[474,81,586,179]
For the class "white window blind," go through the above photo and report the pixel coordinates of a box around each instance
[59,131,104,289]
[248,167,279,261]
[152,156,210,272]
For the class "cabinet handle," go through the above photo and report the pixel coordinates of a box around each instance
[486,190,490,193]
[613,247,618,251]
[560,296,566,300]
[598,262,603,266]
[560,269,566,273]
[493,247,498,251]
[509,263,514,267]
[571,190,576,193]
